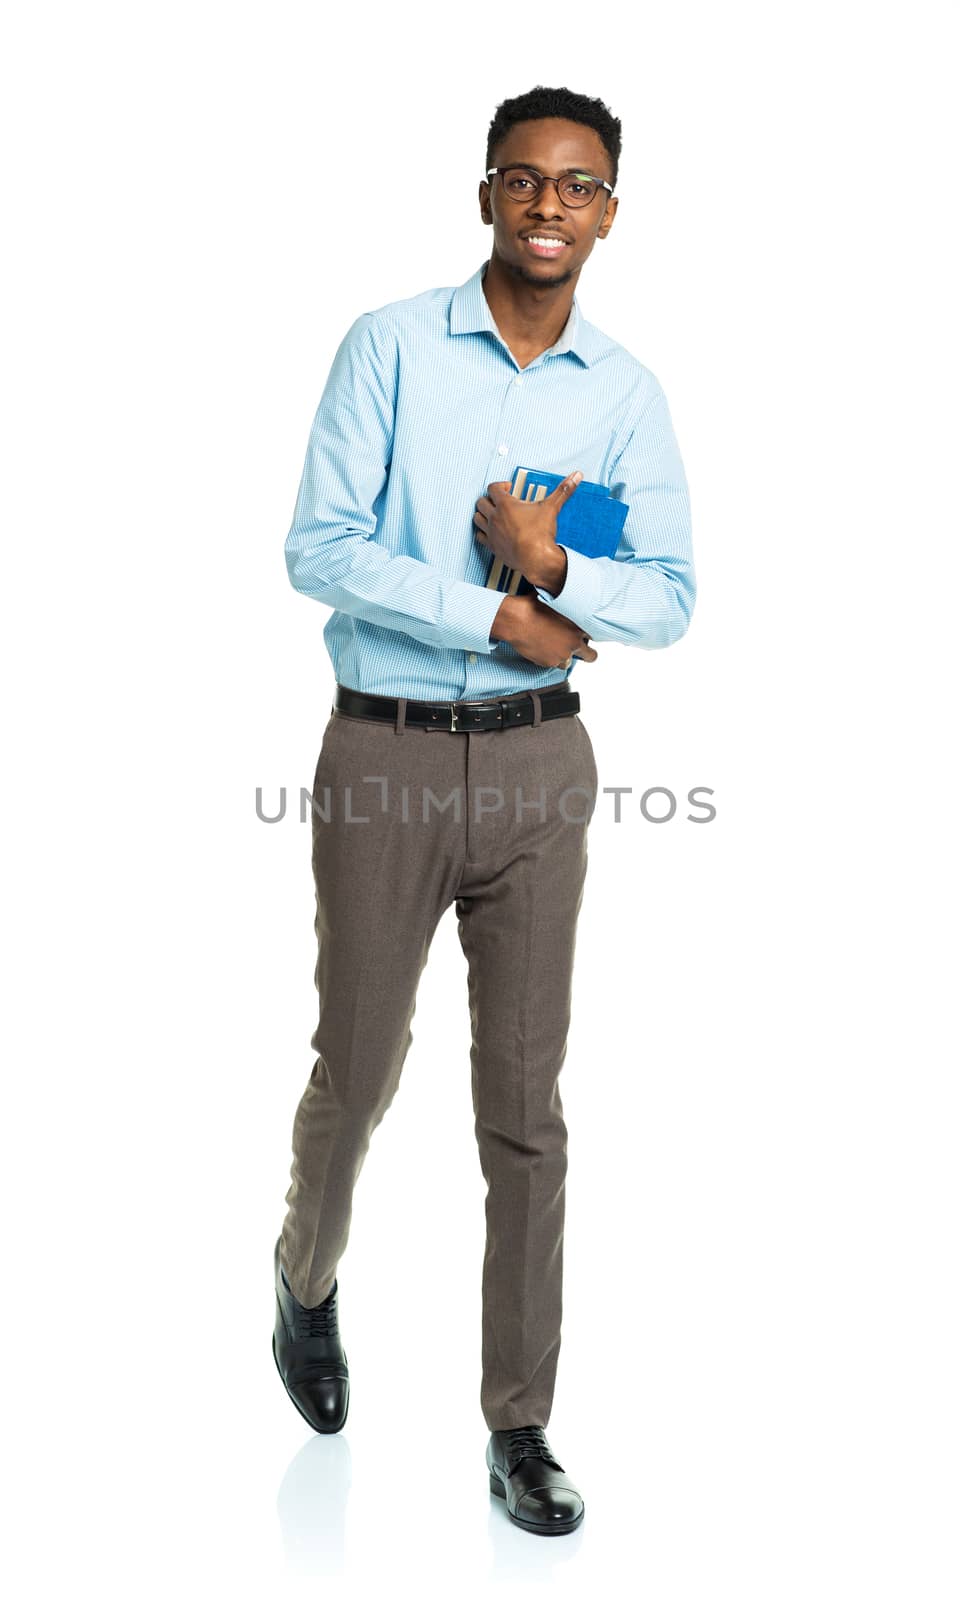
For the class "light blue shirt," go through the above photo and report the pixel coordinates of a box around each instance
[285,259,695,700]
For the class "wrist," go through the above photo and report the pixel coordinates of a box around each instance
[489,594,523,645]
[528,542,567,596]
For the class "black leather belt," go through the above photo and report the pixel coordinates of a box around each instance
[333,681,580,733]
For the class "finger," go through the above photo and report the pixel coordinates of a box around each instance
[549,469,583,501]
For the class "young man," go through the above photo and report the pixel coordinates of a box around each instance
[273,85,695,1536]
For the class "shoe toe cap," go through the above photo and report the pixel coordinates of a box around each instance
[515,1486,584,1526]
[291,1377,349,1432]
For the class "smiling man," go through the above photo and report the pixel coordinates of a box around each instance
[274,84,695,1537]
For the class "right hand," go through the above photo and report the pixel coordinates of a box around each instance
[490,594,599,670]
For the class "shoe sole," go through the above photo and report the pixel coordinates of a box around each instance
[272,1332,350,1435]
[488,1470,585,1535]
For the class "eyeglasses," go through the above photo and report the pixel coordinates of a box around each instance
[485,166,613,209]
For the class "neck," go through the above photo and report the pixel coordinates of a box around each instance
[481,252,578,351]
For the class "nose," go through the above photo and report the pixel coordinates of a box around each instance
[526,176,566,220]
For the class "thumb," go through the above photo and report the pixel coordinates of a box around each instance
[551,469,583,500]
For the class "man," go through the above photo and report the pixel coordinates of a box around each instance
[273,85,695,1536]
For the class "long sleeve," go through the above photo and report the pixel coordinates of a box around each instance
[284,312,505,654]
[532,382,696,648]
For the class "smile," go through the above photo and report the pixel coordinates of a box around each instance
[522,236,569,257]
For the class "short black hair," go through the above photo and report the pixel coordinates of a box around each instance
[486,85,622,190]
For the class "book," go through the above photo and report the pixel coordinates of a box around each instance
[483,466,629,597]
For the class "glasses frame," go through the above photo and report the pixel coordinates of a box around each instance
[485,165,614,208]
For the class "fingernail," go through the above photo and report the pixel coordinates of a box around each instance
[572,470,583,484]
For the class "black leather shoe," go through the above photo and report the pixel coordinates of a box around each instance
[487,1425,585,1534]
[272,1237,349,1433]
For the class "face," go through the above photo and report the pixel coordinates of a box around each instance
[479,117,618,289]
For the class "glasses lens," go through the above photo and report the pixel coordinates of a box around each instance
[500,167,598,207]
[501,167,542,199]
[559,173,599,207]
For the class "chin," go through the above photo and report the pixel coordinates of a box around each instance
[505,255,579,290]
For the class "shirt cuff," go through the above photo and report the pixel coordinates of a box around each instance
[439,580,508,654]
[532,545,604,636]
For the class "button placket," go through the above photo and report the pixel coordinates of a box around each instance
[490,366,528,472]
[465,366,532,597]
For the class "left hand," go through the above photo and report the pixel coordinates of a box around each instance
[473,469,583,584]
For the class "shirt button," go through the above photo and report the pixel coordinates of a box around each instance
[514,377,523,387]
[497,444,507,455]
[468,652,477,662]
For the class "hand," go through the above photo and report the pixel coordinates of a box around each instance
[473,469,583,588]
[489,594,598,671]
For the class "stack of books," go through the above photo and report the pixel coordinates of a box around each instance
[483,465,629,597]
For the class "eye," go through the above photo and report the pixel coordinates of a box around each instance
[561,176,594,201]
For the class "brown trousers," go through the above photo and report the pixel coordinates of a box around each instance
[279,686,598,1430]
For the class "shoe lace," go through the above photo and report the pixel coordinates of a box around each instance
[293,1287,338,1340]
[502,1425,564,1476]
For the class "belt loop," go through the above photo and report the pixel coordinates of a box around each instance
[395,697,407,735]
[528,690,543,728]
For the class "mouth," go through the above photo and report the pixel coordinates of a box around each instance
[520,233,571,259]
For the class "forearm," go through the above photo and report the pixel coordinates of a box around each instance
[532,544,695,648]
[286,528,504,655]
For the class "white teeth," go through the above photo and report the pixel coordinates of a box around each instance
[526,236,566,248]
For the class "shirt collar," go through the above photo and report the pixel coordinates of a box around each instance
[449,259,594,368]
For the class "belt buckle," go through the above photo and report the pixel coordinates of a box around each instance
[449,699,504,733]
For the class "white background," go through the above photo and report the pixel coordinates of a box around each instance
[3,1,961,1594]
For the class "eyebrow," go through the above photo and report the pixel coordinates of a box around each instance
[502,164,601,176]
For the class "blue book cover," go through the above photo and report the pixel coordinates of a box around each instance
[483,466,628,597]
